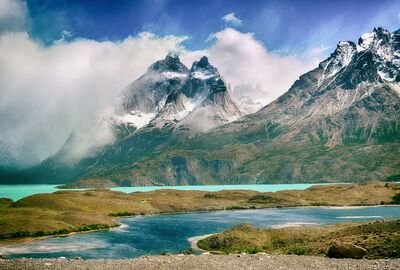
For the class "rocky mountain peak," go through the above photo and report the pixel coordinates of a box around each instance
[358,27,391,50]
[320,41,357,79]
[357,27,399,57]
[315,27,400,86]
[190,56,219,79]
[147,54,189,74]
[112,54,242,133]
[275,28,400,112]
[355,27,400,82]
[195,56,210,68]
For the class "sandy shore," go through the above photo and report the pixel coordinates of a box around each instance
[1,255,399,270]
[187,234,214,250]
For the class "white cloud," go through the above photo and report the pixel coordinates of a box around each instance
[0,5,324,163]
[0,0,27,34]
[0,31,187,160]
[182,28,320,105]
[222,12,242,26]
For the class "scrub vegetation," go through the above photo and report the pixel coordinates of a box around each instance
[0,181,399,242]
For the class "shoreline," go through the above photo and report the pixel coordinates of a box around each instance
[0,227,117,247]
[0,182,354,202]
[187,234,215,251]
[1,203,398,248]
[1,181,399,250]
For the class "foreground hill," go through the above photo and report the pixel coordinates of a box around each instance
[198,220,400,259]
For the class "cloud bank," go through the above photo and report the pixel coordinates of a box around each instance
[0,32,187,160]
[182,28,319,104]
[0,0,27,34]
[0,1,322,163]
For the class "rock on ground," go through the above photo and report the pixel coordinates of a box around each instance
[1,255,400,270]
[327,240,368,259]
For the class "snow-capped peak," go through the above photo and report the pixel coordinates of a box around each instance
[357,27,397,60]
[320,41,356,79]
[355,27,400,82]
[109,54,242,136]
[358,31,377,50]
[318,28,400,84]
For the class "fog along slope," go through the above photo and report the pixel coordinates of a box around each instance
[10,27,400,186]
[14,54,243,185]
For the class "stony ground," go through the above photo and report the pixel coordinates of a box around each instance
[1,254,399,270]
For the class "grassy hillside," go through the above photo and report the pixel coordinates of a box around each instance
[197,219,400,259]
[0,181,399,241]
[87,143,400,186]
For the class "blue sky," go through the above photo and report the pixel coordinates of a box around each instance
[27,0,400,54]
[1,0,400,159]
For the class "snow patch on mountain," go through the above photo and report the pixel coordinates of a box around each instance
[378,71,396,82]
[161,71,188,79]
[192,71,214,80]
[113,111,156,128]
[359,32,376,49]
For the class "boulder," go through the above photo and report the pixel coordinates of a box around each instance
[327,240,367,259]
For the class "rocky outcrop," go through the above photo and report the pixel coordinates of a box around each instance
[327,240,367,259]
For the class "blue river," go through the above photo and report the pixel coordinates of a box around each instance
[1,206,399,259]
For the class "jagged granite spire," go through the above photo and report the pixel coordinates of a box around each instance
[147,54,189,74]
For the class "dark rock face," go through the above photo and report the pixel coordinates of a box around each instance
[182,56,221,98]
[148,54,189,74]
[120,55,189,114]
[327,240,368,259]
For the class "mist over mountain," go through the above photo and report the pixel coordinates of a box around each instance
[2,27,398,185]
[0,141,39,169]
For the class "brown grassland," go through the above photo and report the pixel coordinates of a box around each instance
[0,181,399,242]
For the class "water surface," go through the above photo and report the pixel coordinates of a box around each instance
[0,183,340,201]
[111,183,337,193]
[1,206,399,259]
[0,185,59,201]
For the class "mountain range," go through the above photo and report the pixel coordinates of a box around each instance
[1,27,399,186]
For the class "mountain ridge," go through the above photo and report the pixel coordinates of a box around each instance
[1,27,399,185]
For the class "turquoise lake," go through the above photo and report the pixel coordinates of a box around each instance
[0,183,339,201]
[1,206,399,259]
